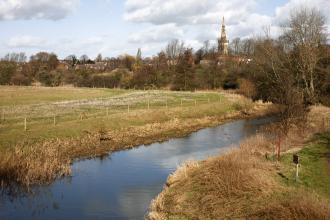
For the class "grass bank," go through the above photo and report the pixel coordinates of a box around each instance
[148,106,330,220]
[0,86,277,190]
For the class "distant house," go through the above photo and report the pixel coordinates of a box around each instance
[57,61,70,70]
[74,62,107,71]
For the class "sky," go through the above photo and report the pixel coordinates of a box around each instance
[0,0,329,59]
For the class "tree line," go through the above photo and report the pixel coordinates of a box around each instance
[0,8,329,107]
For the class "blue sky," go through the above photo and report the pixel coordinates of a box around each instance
[0,0,329,59]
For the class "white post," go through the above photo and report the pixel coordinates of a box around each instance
[24,117,27,131]
[53,115,56,126]
[148,99,150,110]
[295,164,299,182]
[106,107,109,116]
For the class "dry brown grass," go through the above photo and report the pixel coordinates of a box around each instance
[147,105,330,220]
[250,192,330,220]
[148,134,280,219]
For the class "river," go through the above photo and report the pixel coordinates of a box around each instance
[0,117,273,220]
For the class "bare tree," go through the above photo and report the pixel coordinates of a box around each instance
[3,52,27,62]
[241,38,255,56]
[79,55,90,64]
[231,37,241,55]
[282,7,327,103]
[95,53,103,62]
[165,39,185,65]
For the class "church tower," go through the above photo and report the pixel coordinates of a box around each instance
[218,16,229,55]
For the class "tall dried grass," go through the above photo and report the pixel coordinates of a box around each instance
[250,192,330,220]
[147,105,330,220]
[148,134,280,219]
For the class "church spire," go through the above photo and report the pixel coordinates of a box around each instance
[218,16,229,55]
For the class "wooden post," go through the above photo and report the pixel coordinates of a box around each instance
[208,98,210,103]
[181,99,183,107]
[296,164,299,181]
[127,104,130,113]
[277,135,281,161]
[24,117,27,131]
[1,109,4,121]
[106,107,109,116]
[148,99,150,110]
[166,98,168,109]
[293,154,299,182]
[195,100,197,106]
[53,115,56,126]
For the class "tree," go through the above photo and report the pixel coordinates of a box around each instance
[165,39,185,65]
[231,38,241,55]
[30,52,59,74]
[2,52,27,62]
[79,55,90,64]
[65,55,78,68]
[0,61,16,85]
[95,53,103,62]
[282,7,327,104]
[241,38,255,55]
[172,49,196,91]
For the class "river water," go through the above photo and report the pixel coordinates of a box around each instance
[0,117,273,220]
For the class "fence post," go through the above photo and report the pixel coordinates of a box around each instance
[181,99,183,107]
[1,109,4,121]
[24,117,27,131]
[148,99,150,110]
[128,104,130,113]
[106,107,109,116]
[195,100,197,106]
[208,98,210,103]
[53,115,56,126]
[166,97,168,109]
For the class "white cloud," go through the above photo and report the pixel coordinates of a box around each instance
[7,35,47,48]
[275,0,330,23]
[128,23,184,43]
[124,0,257,25]
[0,0,79,20]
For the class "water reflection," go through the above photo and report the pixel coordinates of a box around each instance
[0,117,274,220]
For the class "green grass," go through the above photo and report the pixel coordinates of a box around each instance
[0,86,128,106]
[0,86,242,148]
[279,132,330,197]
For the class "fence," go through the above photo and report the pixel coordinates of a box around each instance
[0,95,226,132]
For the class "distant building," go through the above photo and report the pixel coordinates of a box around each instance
[218,17,229,56]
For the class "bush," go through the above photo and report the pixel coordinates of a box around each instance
[238,79,256,99]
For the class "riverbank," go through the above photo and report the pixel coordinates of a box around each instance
[0,88,277,191]
[148,106,330,220]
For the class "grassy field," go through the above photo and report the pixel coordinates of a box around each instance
[0,86,236,147]
[148,107,330,220]
[1,86,276,188]
[279,133,330,197]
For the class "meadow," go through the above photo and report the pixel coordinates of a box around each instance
[1,86,276,188]
[0,86,235,148]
